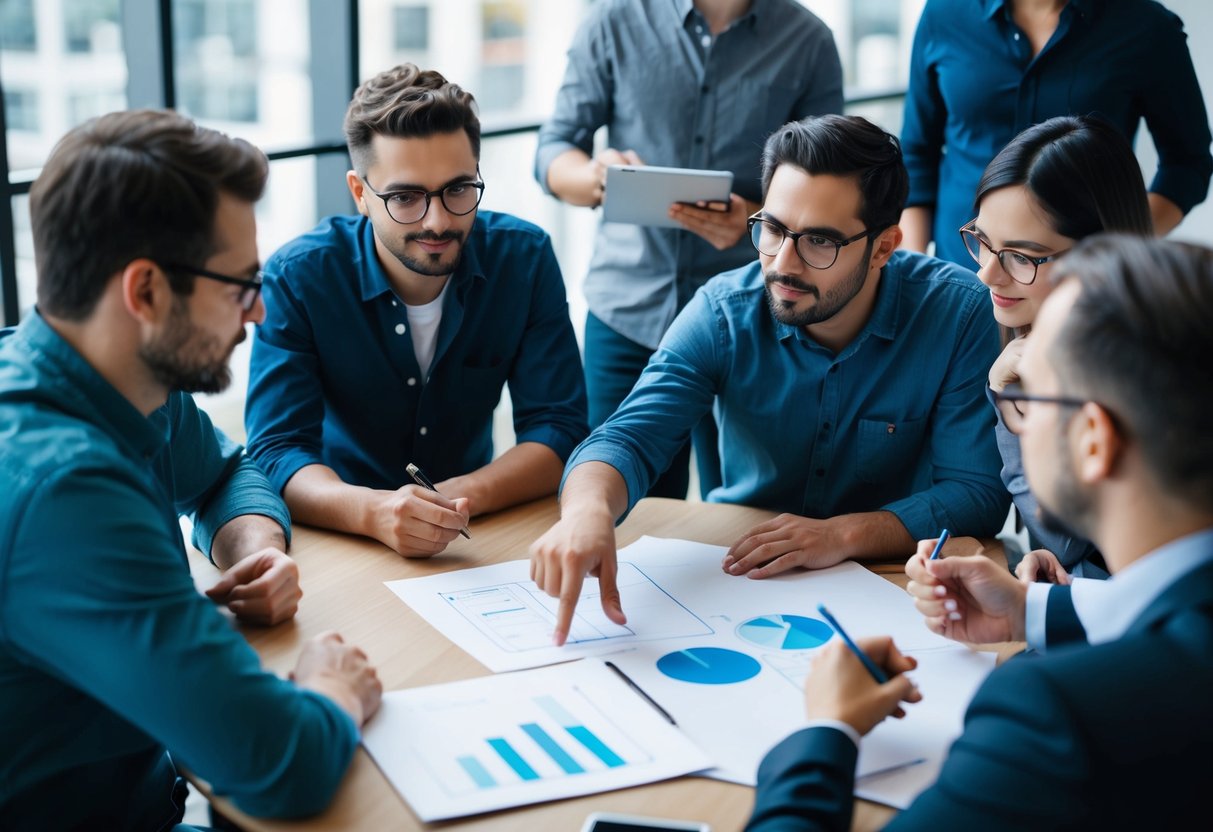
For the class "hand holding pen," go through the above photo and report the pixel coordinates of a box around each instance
[807,604,921,736]
[407,463,472,539]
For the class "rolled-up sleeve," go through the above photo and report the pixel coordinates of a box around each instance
[508,238,589,462]
[1139,10,1212,215]
[534,7,613,194]
[245,261,329,494]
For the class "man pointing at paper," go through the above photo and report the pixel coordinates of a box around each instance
[530,115,1007,645]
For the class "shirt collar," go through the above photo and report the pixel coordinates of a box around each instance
[356,215,487,304]
[983,0,1092,22]
[773,256,901,349]
[17,311,166,459]
[1073,527,1213,645]
[678,0,760,31]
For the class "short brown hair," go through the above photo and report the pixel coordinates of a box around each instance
[30,108,267,321]
[343,63,481,175]
[1050,234,1213,510]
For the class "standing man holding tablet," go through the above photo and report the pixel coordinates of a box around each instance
[535,0,844,498]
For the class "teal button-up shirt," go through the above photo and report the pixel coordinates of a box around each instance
[566,251,1008,539]
[0,313,356,828]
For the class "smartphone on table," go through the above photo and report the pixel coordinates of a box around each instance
[580,811,711,832]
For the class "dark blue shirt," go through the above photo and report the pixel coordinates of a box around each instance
[566,251,1009,539]
[246,211,589,494]
[902,0,1213,265]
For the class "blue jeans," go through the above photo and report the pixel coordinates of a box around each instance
[583,311,721,499]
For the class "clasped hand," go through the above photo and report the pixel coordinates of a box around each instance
[372,484,470,558]
[205,547,302,626]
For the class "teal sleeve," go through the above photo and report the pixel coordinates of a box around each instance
[159,392,291,560]
[5,465,356,818]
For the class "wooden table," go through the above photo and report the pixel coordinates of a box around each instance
[188,497,1010,832]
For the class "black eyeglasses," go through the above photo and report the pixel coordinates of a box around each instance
[993,382,1089,434]
[959,222,1069,285]
[362,174,485,224]
[747,215,875,270]
[160,262,263,312]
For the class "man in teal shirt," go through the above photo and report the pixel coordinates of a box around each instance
[0,109,382,829]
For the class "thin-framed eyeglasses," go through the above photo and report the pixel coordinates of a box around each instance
[993,382,1089,435]
[959,222,1069,285]
[747,214,875,270]
[362,174,485,224]
[160,262,263,312]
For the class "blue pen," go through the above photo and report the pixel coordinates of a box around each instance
[928,528,951,560]
[817,603,889,684]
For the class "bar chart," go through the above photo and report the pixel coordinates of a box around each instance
[361,660,712,820]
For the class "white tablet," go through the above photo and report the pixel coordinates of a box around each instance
[602,164,733,229]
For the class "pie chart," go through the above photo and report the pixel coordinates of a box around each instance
[736,614,833,650]
[656,647,761,685]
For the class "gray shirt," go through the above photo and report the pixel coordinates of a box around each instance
[534,0,844,349]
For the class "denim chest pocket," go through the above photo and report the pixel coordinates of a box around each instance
[856,417,928,483]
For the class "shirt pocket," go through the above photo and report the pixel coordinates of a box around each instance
[856,417,928,484]
[455,360,509,424]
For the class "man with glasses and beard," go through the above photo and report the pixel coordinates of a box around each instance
[0,109,382,829]
[751,235,1213,830]
[246,64,587,559]
[531,115,1007,646]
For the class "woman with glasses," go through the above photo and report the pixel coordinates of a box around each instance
[966,115,1152,582]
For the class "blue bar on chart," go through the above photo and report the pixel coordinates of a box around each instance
[457,755,497,789]
[520,723,585,774]
[534,695,625,768]
[487,738,540,781]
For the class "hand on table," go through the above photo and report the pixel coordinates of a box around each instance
[722,514,849,578]
[904,541,1027,643]
[668,193,750,250]
[806,636,921,735]
[291,631,382,727]
[369,484,469,558]
[205,548,301,626]
[1016,548,1072,585]
[529,509,625,646]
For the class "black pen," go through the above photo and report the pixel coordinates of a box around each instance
[605,660,677,725]
[406,462,471,539]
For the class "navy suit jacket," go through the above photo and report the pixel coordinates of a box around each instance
[747,559,1213,831]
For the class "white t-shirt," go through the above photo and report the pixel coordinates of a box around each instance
[405,281,449,380]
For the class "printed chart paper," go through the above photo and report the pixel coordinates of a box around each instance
[360,659,712,821]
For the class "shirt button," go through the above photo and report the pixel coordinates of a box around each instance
[391,299,398,306]
[1013,32,1020,40]
[887,423,896,434]
[419,426,428,436]
[701,34,711,48]
[395,323,406,335]
[407,377,417,386]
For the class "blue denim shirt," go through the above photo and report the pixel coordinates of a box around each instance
[566,251,1009,540]
[0,313,355,826]
[902,0,1212,265]
[534,0,843,348]
[246,211,588,494]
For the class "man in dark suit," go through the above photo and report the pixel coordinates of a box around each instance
[746,233,1213,831]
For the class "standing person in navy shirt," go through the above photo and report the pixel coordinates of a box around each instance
[246,64,588,559]
[900,0,1212,266]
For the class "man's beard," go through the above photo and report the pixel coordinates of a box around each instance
[763,240,872,327]
[1035,424,1094,542]
[394,229,465,277]
[140,296,240,394]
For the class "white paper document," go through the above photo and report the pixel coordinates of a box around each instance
[385,535,995,802]
[360,659,712,821]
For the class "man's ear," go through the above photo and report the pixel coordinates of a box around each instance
[120,259,171,324]
[347,170,368,216]
[869,225,904,270]
[1075,401,1124,484]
